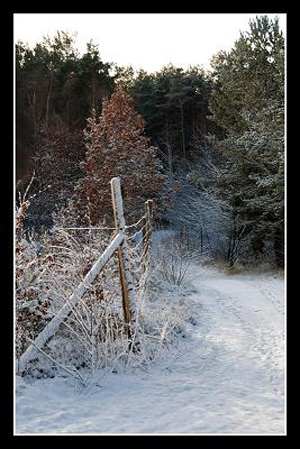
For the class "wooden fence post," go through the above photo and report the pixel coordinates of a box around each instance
[110,177,135,339]
[18,178,142,373]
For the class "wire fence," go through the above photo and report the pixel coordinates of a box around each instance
[17,178,154,374]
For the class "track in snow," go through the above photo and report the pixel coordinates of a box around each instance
[15,267,285,435]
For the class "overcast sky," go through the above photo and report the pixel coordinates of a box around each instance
[14,13,286,73]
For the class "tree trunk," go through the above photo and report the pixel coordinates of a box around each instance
[227,230,235,268]
[274,224,284,269]
[164,121,173,176]
[46,73,54,127]
[180,101,186,162]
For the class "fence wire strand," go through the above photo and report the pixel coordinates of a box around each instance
[53,212,152,293]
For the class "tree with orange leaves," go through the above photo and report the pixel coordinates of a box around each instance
[73,85,168,225]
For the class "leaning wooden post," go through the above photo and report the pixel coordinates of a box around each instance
[17,231,124,374]
[110,177,135,340]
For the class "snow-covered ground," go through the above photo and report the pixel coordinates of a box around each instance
[15,265,285,435]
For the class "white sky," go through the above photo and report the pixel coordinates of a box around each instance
[14,13,286,73]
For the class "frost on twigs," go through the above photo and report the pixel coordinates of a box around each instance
[16,211,192,384]
[15,180,191,385]
[15,180,53,359]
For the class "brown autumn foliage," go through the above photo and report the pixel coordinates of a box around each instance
[73,85,168,225]
[21,121,85,229]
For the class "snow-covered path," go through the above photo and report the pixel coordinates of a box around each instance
[15,267,285,435]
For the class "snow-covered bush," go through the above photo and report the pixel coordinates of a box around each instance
[17,223,127,376]
[15,183,54,359]
[16,206,193,386]
[149,231,199,288]
[166,174,233,262]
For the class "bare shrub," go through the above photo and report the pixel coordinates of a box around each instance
[16,213,191,388]
[15,177,53,359]
[150,232,199,288]
[16,179,195,390]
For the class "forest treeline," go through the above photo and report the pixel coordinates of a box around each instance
[16,16,285,268]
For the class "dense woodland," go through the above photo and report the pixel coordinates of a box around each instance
[16,16,285,269]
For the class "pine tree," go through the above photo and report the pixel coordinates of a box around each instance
[73,85,168,225]
[209,15,284,134]
[16,33,114,183]
[207,16,285,267]
[130,65,212,170]
[210,102,284,266]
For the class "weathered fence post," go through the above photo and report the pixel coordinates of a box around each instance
[17,178,144,374]
[110,177,135,339]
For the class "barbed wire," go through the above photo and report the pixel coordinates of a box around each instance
[126,221,149,242]
[52,209,153,295]
[53,214,148,234]
[54,226,116,232]
[125,214,147,230]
